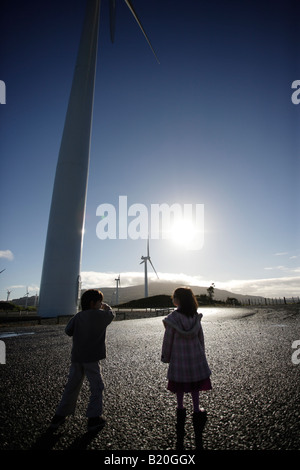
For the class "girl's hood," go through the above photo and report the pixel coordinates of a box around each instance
[163,309,203,337]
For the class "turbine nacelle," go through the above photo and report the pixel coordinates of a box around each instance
[140,238,159,298]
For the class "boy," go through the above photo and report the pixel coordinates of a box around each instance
[50,289,115,432]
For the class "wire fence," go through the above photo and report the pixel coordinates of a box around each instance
[0,299,299,324]
[238,297,300,306]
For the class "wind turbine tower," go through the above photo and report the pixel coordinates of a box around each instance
[38,0,158,317]
[115,274,121,305]
[24,287,29,309]
[140,238,159,298]
[6,290,11,302]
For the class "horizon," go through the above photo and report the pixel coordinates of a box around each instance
[3,272,300,303]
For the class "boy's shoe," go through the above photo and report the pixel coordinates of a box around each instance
[49,414,66,429]
[87,416,106,432]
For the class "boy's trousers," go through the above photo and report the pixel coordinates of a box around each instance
[56,362,104,418]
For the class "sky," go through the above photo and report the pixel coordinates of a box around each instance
[0,0,299,302]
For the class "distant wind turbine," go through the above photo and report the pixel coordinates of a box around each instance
[38,0,159,318]
[24,287,29,310]
[115,274,121,305]
[140,238,159,298]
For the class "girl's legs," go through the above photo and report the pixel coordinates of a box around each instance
[177,390,201,411]
[191,390,200,412]
[176,391,184,409]
[191,390,207,450]
[175,391,186,451]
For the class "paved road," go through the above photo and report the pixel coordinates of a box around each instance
[0,307,299,452]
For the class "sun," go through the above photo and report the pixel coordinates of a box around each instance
[170,219,197,248]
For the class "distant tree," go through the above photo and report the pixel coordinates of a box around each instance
[207,283,215,303]
[117,294,173,309]
[0,301,15,311]
[226,297,240,306]
[197,294,210,305]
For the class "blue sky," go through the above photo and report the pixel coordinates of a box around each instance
[0,0,299,302]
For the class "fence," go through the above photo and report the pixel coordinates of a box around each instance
[0,307,173,324]
[239,297,300,306]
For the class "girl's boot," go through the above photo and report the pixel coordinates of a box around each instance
[192,410,207,450]
[176,408,186,451]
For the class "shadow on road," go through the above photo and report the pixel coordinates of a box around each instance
[30,426,102,451]
[30,428,64,450]
[66,430,101,450]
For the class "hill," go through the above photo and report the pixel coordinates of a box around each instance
[10,280,265,307]
[99,281,265,306]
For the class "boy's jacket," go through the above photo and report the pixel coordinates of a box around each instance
[65,308,115,362]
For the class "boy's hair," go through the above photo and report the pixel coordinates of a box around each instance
[81,289,103,310]
[172,286,198,317]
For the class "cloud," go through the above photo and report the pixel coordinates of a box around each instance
[9,284,40,294]
[81,271,300,298]
[81,271,143,288]
[81,271,204,289]
[217,276,300,298]
[0,250,14,261]
[264,266,300,274]
[264,265,288,271]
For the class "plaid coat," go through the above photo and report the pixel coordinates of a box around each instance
[161,310,211,383]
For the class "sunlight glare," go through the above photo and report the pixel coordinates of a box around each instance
[170,219,197,248]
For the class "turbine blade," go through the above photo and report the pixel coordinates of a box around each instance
[149,258,159,278]
[109,0,116,43]
[124,0,160,64]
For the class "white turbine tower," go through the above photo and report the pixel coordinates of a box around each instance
[115,274,121,305]
[24,287,29,310]
[38,0,158,317]
[140,238,159,298]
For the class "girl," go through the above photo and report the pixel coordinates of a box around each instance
[161,287,212,450]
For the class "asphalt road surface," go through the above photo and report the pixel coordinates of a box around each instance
[0,306,299,454]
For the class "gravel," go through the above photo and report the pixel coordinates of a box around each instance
[0,305,299,452]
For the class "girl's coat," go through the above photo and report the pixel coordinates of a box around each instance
[161,310,211,383]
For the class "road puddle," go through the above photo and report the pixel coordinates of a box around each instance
[0,331,35,339]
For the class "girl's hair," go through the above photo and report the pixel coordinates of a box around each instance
[81,289,103,310]
[172,287,198,317]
